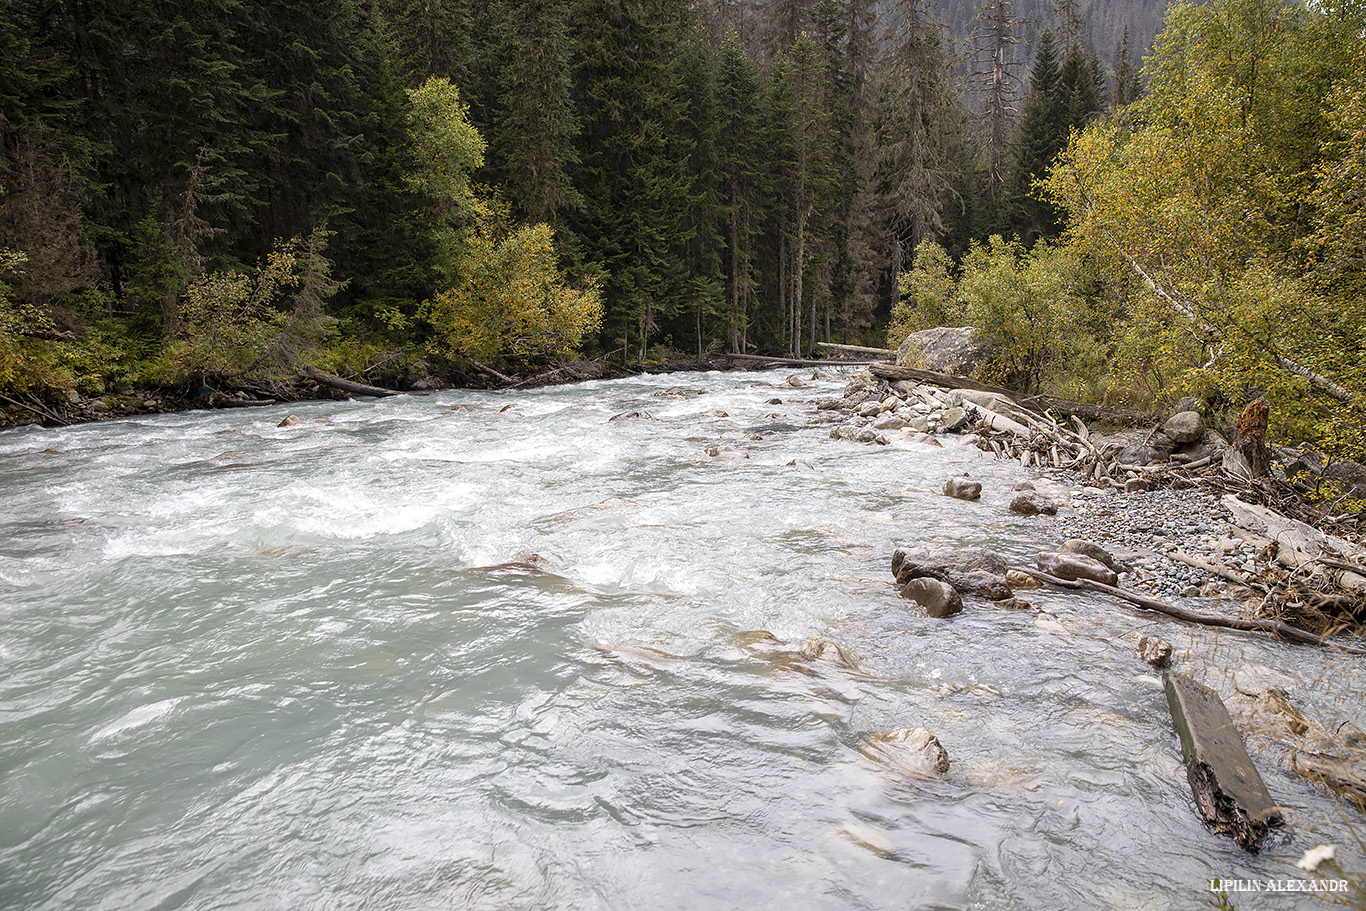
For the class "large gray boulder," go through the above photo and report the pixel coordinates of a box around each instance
[1163,411,1205,444]
[896,326,991,376]
[892,546,1009,584]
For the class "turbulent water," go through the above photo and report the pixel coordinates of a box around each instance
[1,369,1361,910]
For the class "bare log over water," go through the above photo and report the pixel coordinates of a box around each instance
[302,365,407,398]
[815,342,894,358]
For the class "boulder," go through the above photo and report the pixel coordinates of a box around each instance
[862,727,951,777]
[899,577,963,617]
[1136,635,1173,668]
[942,477,982,501]
[896,326,991,376]
[1009,493,1060,516]
[874,414,907,431]
[1060,539,1132,573]
[939,406,970,433]
[1124,476,1151,493]
[1036,551,1119,586]
[857,401,881,417]
[609,410,657,421]
[704,446,749,460]
[944,569,1012,600]
[785,375,807,387]
[1163,411,1205,444]
[278,414,304,427]
[892,546,1009,584]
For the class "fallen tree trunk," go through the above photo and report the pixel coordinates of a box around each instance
[1013,567,1366,655]
[815,342,894,358]
[302,365,406,398]
[726,353,881,367]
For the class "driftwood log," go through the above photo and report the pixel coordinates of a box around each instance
[725,353,882,367]
[868,363,1156,426]
[1164,672,1282,852]
[302,365,408,398]
[1014,567,1366,655]
[815,342,894,358]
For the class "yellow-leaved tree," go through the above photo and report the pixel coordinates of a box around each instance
[422,223,601,366]
[1045,0,1366,452]
[406,77,601,370]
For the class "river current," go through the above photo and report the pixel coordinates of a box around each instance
[0,369,1360,910]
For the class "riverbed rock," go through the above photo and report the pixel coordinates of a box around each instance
[1035,551,1119,586]
[899,577,963,617]
[609,410,658,421]
[895,326,990,377]
[1225,688,1366,808]
[874,414,907,431]
[278,414,304,427]
[1135,634,1173,668]
[945,569,1012,600]
[857,401,881,417]
[892,546,1009,584]
[1010,493,1060,516]
[1124,476,1151,493]
[704,445,749,460]
[942,476,982,501]
[1059,539,1131,573]
[797,638,861,670]
[1005,569,1043,589]
[1163,411,1205,444]
[785,375,807,387]
[862,727,951,777]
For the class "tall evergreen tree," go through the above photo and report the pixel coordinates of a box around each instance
[569,0,693,360]
[714,30,768,352]
[484,0,580,232]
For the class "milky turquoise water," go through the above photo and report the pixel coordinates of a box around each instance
[0,370,1358,909]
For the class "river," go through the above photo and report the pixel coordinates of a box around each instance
[0,369,1359,909]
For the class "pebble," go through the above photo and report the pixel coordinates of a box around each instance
[1055,483,1262,602]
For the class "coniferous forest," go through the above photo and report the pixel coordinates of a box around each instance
[2,0,1365,456]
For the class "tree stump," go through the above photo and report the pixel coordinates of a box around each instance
[1223,397,1270,479]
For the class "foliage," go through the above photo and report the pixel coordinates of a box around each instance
[955,235,1090,392]
[421,222,602,368]
[172,231,339,381]
[889,241,959,343]
[1045,0,1366,453]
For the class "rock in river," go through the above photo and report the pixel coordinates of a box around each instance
[1010,493,1060,516]
[1035,552,1119,587]
[862,727,951,778]
[942,476,982,501]
[899,577,963,618]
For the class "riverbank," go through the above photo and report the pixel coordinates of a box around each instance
[811,366,1366,640]
[0,353,752,432]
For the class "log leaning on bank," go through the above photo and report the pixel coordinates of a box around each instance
[302,365,409,398]
[1163,672,1283,852]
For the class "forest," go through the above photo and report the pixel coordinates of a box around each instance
[1,0,1363,456]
